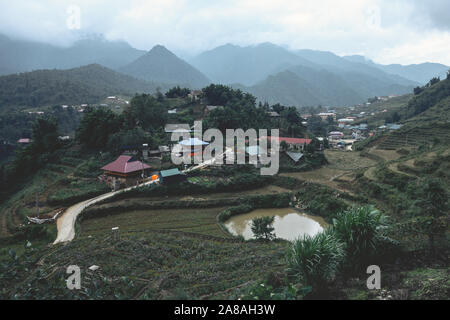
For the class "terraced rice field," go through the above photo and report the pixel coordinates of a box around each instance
[377,124,450,150]
[32,230,289,299]
[81,207,231,238]
[282,150,377,194]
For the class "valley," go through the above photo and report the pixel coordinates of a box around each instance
[0,34,448,302]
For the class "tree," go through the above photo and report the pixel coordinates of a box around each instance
[251,216,276,240]
[427,77,440,87]
[280,107,304,137]
[107,127,150,154]
[123,94,167,131]
[271,103,285,114]
[414,86,424,95]
[76,107,123,149]
[165,86,190,98]
[31,117,60,154]
[280,141,289,151]
[203,85,271,132]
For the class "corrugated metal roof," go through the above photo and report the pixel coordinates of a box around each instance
[260,136,312,145]
[286,151,304,163]
[101,155,151,174]
[179,138,209,146]
[245,146,260,156]
[160,168,182,177]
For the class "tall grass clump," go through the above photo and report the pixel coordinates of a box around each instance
[286,229,345,292]
[332,206,389,272]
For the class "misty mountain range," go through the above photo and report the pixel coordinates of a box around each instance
[0,34,448,108]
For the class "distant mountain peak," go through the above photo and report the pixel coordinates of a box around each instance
[150,44,169,51]
[120,45,210,88]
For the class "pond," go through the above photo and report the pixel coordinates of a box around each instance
[224,208,328,241]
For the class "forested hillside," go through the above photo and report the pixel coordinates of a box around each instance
[0,64,167,109]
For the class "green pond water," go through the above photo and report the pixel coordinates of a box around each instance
[224,208,328,241]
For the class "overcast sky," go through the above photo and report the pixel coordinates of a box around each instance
[1,0,450,65]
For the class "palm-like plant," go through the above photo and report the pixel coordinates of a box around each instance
[332,206,389,271]
[286,229,345,290]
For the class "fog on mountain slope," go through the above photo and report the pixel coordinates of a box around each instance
[189,42,315,86]
[0,34,448,108]
[343,55,449,85]
[0,34,145,74]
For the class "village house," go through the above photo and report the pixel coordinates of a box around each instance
[177,138,209,156]
[328,131,344,140]
[17,138,31,145]
[284,151,304,165]
[188,90,202,102]
[267,111,280,118]
[318,112,336,121]
[159,168,186,185]
[260,136,312,151]
[164,124,191,134]
[244,145,262,167]
[204,105,223,115]
[100,155,151,188]
[338,118,355,127]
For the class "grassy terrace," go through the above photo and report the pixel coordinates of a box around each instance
[377,123,450,150]
[80,207,232,238]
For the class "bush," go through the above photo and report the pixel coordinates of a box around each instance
[12,224,54,242]
[286,229,345,291]
[251,216,276,240]
[47,180,109,205]
[332,206,389,272]
[218,204,253,223]
[294,184,348,220]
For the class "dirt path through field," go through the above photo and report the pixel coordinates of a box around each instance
[53,180,160,244]
[54,148,232,244]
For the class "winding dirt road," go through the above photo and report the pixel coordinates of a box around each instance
[53,180,158,244]
[53,148,233,245]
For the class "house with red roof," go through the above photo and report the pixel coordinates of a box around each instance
[101,155,151,188]
[260,136,312,151]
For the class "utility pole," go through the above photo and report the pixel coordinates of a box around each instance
[35,192,39,217]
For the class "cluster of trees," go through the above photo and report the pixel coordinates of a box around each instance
[202,84,270,132]
[203,84,308,139]
[0,117,63,201]
[407,76,450,118]
[307,115,336,137]
[76,94,169,152]
[0,106,82,146]
[165,86,190,98]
